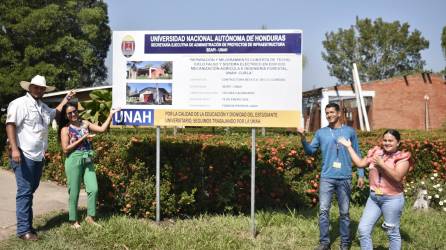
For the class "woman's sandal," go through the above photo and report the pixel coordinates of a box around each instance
[71,222,81,229]
[85,216,102,227]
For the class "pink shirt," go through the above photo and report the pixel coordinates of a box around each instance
[366,146,411,196]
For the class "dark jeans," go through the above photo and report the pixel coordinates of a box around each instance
[10,151,43,236]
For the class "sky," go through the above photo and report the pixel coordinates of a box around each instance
[105,0,446,91]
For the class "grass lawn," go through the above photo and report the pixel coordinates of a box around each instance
[1,205,444,250]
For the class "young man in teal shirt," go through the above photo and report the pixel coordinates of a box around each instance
[298,103,364,250]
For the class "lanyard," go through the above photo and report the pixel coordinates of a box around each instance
[329,125,344,159]
[377,151,397,186]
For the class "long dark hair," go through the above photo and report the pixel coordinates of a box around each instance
[383,129,401,142]
[57,103,77,142]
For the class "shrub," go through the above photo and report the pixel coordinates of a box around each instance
[4,128,446,216]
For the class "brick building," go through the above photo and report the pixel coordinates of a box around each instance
[303,73,446,131]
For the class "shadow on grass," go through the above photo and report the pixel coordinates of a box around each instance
[327,216,359,248]
[36,208,119,233]
[333,216,413,249]
[400,229,412,245]
[36,211,69,232]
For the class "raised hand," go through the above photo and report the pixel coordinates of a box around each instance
[372,155,385,168]
[296,127,306,140]
[110,107,121,116]
[65,90,76,101]
[337,137,351,148]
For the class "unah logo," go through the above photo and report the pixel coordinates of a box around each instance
[121,35,135,58]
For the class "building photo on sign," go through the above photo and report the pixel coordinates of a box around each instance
[126,61,173,80]
[126,83,172,105]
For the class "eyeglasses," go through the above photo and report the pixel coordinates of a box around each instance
[67,110,78,116]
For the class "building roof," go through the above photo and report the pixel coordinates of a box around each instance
[139,87,169,94]
[43,85,111,98]
[303,72,444,97]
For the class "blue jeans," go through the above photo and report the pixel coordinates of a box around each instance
[358,192,404,250]
[10,152,43,236]
[319,178,352,246]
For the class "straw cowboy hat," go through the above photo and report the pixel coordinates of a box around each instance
[20,75,56,92]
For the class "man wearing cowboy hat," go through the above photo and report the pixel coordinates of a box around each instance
[6,75,75,241]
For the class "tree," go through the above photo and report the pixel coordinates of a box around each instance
[79,89,112,125]
[322,17,429,84]
[160,61,173,74]
[0,0,111,108]
[442,26,446,74]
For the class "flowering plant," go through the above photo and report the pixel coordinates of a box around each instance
[406,172,446,211]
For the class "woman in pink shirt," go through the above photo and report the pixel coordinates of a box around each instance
[338,129,411,250]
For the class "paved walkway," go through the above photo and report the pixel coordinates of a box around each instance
[0,169,86,240]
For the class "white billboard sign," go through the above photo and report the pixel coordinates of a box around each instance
[112,29,302,127]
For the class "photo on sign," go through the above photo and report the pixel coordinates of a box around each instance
[126,83,173,105]
[126,61,173,80]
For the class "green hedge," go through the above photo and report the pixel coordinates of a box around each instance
[2,128,446,217]
[39,130,317,217]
